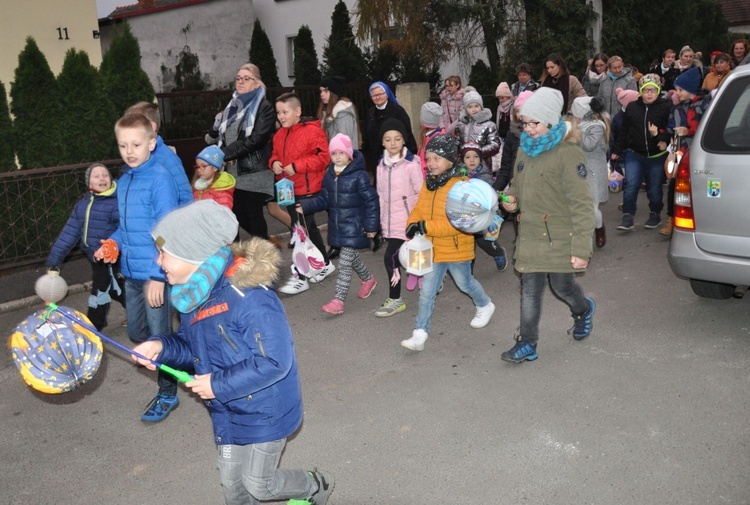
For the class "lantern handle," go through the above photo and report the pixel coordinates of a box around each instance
[46,304,194,383]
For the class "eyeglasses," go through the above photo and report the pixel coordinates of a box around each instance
[641,88,659,94]
[235,76,255,83]
[521,121,541,129]
[371,92,386,99]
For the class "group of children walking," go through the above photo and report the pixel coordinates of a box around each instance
[44,72,615,505]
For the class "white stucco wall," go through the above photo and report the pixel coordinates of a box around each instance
[103,0,256,92]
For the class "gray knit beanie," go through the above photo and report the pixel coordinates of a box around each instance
[84,163,110,188]
[420,102,443,128]
[152,200,238,265]
[462,90,484,109]
[519,87,563,128]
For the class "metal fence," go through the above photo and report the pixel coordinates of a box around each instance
[0,160,124,271]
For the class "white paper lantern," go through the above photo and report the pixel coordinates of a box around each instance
[34,268,68,304]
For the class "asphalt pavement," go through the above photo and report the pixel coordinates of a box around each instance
[1,193,749,505]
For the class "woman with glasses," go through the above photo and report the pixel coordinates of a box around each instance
[582,52,609,97]
[206,63,290,242]
[362,81,417,178]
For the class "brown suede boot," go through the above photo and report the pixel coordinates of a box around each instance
[659,217,674,236]
[595,225,606,248]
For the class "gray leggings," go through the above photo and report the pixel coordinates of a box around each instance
[335,246,372,301]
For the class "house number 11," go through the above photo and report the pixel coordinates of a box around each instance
[57,27,69,40]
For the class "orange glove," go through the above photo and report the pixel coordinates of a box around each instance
[98,239,119,263]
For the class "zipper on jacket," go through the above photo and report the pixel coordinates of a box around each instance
[334,175,339,233]
[83,192,94,248]
[255,332,267,358]
[543,214,552,243]
[643,104,650,157]
[218,324,239,352]
[387,167,392,236]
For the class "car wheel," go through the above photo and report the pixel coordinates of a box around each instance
[689,279,735,299]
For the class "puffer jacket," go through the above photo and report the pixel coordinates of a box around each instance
[439,87,465,133]
[408,176,475,263]
[322,99,359,147]
[110,157,179,281]
[613,96,671,158]
[506,138,594,273]
[193,171,236,210]
[269,119,330,196]
[151,239,303,446]
[456,108,501,163]
[153,136,194,206]
[377,149,424,240]
[597,68,638,118]
[301,150,380,249]
[46,183,119,267]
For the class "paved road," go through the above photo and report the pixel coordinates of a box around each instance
[1,193,749,505]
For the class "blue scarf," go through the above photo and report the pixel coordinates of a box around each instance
[519,118,566,157]
[171,246,232,314]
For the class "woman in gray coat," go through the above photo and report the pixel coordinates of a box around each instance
[572,96,610,248]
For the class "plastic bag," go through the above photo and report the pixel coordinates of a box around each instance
[291,224,325,277]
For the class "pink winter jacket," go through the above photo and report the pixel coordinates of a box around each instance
[376,150,424,240]
[440,88,465,134]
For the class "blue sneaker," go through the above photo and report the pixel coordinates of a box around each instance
[569,297,595,341]
[494,247,508,271]
[501,334,538,363]
[141,392,179,422]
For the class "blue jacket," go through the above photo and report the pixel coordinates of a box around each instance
[301,150,380,249]
[111,157,179,281]
[47,184,119,266]
[152,240,303,445]
[152,136,194,206]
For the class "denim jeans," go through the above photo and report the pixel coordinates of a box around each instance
[622,150,667,216]
[124,278,176,394]
[520,272,589,344]
[217,439,317,505]
[416,260,491,334]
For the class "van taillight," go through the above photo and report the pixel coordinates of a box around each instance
[673,149,695,230]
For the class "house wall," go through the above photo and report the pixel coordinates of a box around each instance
[103,0,256,92]
[0,0,102,100]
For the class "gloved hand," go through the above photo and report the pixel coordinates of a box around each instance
[97,239,120,263]
[405,221,427,239]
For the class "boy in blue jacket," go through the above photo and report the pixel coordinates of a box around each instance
[131,200,334,505]
[96,113,181,422]
[46,163,125,330]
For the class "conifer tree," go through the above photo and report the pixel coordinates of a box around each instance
[321,0,367,83]
[0,82,14,171]
[100,23,155,117]
[10,37,65,169]
[173,45,208,91]
[293,25,322,86]
[249,19,282,88]
[57,49,118,164]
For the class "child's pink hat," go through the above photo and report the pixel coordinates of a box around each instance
[616,88,640,109]
[495,82,511,97]
[329,133,353,159]
[514,90,533,110]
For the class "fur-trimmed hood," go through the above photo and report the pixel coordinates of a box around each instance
[331,98,355,118]
[228,238,282,289]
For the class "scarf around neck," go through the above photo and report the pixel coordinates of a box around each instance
[426,166,461,191]
[218,87,264,147]
[519,118,566,157]
[171,246,232,314]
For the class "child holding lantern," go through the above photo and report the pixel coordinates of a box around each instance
[400,133,496,352]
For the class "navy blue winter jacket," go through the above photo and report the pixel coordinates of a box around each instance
[151,240,303,445]
[47,184,119,267]
[301,150,380,249]
[111,157,179,281]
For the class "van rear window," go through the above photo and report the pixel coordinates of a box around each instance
[702,77,750,153]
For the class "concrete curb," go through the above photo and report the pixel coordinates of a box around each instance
[0,281,93,315]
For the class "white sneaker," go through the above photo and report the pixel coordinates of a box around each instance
[308,262,336,284]
[401,329,428,351]
[470,301,495,328]
[278,270,309,295]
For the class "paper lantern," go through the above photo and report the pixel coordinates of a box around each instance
[9,306,103,394]
[275,178,295,206]
[34,268,68,304]
[445,179,498,233]
[401,234,433,276]
[608,170,624,193]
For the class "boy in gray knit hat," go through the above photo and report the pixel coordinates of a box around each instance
[133,199,335,505]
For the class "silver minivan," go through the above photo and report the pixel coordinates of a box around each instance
[668,65,750,299]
